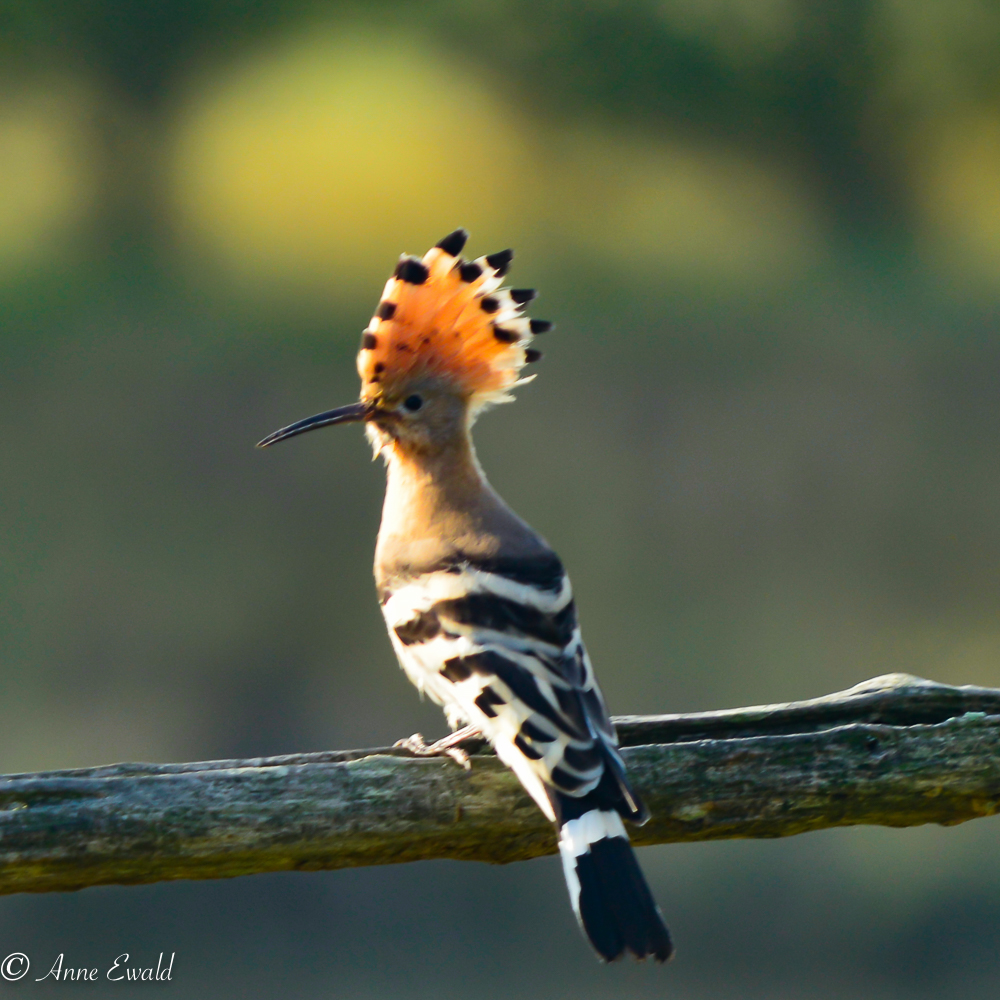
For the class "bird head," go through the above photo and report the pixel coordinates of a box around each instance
[257,228,550,458]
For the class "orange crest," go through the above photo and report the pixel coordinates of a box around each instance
[356,229,550,409]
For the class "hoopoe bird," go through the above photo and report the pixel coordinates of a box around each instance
[258,229,673,963]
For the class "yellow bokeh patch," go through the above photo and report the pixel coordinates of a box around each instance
[169,26,535,303]
[0,85,97,275]
[913,111,1000,293]
[546,127,823,285]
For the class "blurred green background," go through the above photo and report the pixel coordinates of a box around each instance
[3,1,1000,996]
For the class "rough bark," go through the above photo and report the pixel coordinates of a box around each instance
[2,673,999,896]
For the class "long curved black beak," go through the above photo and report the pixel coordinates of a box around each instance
[256,401,371,448]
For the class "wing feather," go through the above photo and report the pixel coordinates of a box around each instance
[384,557,638,815]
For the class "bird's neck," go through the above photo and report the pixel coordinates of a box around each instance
[374,433,545,589]
[379,433,491,544]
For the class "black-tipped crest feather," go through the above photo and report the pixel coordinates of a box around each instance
[435,228,469,256]
[485,248,513,275]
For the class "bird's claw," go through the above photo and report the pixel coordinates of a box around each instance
[393,727,481,770]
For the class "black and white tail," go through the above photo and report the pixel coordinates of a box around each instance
[558,807,673,962]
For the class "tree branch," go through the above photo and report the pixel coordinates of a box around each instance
[3,673,1000,896]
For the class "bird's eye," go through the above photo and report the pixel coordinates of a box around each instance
[403,394,424,412]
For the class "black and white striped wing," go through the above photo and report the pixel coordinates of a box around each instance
[381,555,645,825]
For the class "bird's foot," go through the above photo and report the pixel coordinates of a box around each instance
[393,725,483,770]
